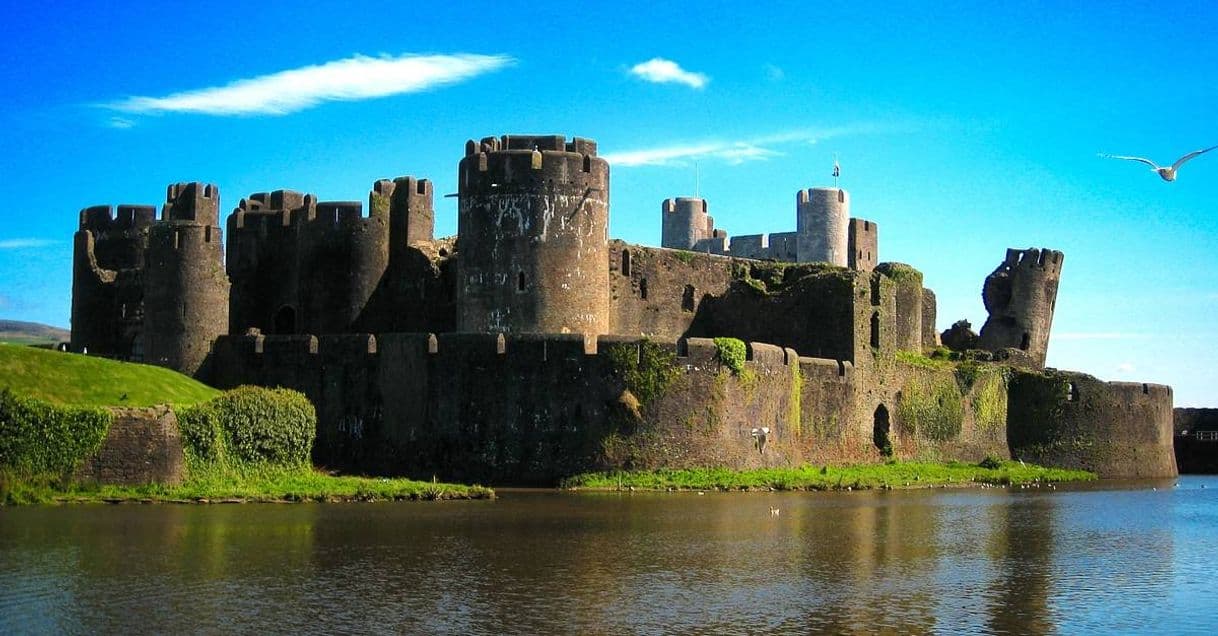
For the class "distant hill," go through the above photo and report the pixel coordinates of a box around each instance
[0,320,70,346]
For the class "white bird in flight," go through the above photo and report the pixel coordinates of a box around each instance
[1100,144,1218,181]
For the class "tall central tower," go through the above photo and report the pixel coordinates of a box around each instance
[456,134,610,334]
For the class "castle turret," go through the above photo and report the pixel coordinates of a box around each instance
[977,247,1064,368]
[661,197,714,250]
[796,187,849,265]
[70,204,156,357]
[142,182,229,378]
[456,134,610,334]
[847,218,878,272]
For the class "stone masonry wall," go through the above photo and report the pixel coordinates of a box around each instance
[76,407,185,486]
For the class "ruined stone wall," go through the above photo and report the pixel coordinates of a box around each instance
[921,288,940,350]
[226,179,447,337]
[456,135,609,335]
[75,406,185,486]
[978,248,1063,368]
[874,263,924,353]
[211,332,1015,484]
[847,218,878,272]
[70,204,156,357]
[1008,369,1177,478]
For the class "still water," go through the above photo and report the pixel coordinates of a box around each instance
[2,477,1216,635]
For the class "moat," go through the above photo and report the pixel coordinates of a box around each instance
[3,478,1215,634]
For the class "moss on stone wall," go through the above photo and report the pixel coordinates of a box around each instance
[789,364,803,437]
[606,340,682,407]
[875,262,924,285]
[970,367,1009,433]
[897,374,964,441]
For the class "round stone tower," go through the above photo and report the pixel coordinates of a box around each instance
[661,197,712,250]
[456,134,609,335]
[142,182,230,378]
[977,247,1064,368]
[796,187,849,266]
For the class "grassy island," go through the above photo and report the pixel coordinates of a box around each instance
[563,460,1095,492]
[0,344,492,505]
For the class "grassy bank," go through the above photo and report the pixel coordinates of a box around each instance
[1,466,493,504]
[563,460,1095,491]
[0,344,220,406]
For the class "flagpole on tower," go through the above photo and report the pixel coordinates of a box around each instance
[833,154,840,189]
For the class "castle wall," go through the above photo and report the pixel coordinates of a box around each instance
[921,288,940,350]
[847,218,878,272]
[70,204,156,357]
[1007,369,1177,478]
[211,332,1007,484]
[75,406,185,486]
[978,248,1063,367]
[456,135,610,335]
[874,263,924,353]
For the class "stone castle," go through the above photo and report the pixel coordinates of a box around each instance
[70,134,1177,483]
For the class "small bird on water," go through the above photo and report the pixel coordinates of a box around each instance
[1099,144,1218,181]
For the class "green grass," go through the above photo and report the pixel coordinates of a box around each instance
[563,460,1095,491]
[2,465,493,504]
[0,343,220,407]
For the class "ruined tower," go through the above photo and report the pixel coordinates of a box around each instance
[456,134,610,334]
[977,247,1064,368]
[71,204,156,357]
[660,197,714,250]
[796,187,849,266]
[142,182,230,378]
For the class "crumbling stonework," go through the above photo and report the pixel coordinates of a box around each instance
[69,131,1175,483]
[76,407,185,486]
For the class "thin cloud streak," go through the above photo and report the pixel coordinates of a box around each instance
[629,58,708,89]
[0,238,57,250]
[107,53,514,116]
[603,123,913,167]
[1053,332,1150,341]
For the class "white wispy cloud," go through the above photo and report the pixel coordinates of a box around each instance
[629,58,708,89]
[107,53,514,117]
[107,117,135,129]
[0,238,57,250]
[602,124,909,167]
[764,64,785,81]
[1115,362,1137,374]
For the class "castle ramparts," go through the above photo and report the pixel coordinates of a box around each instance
[67,132,1176,483]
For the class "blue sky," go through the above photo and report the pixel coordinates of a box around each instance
[0,1,1214,404]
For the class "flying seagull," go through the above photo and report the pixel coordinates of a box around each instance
[1100,144,1218,181]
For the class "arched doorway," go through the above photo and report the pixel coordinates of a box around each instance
[273,305,297,335]
[873,404,892,457]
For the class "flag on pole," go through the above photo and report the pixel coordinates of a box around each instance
[832,158,840,178]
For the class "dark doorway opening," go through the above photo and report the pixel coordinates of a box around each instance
[273,305,297,335]
[873,404,892,457]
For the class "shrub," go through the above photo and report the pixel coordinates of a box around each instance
[713,338,748,375]
[606,341,682,406]
[0,388,111,475]
[978,455,1003,470]
[176,386,316,467]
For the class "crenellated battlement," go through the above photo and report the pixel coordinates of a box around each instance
[78,204,158,233]
[459,134,607,192]
[163,182,220,226]
[1003,247,1064,275]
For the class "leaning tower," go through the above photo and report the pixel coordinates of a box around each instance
[977,247,1064,368]
[455,134,610,335]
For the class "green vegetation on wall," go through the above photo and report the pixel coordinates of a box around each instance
[0,389,111,475]
[789,364,803,437]
[969,367,1009,433]
[606,340,682,406]
[713,337,747,375]
[897,373,964,441]
[176,386,316,468]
